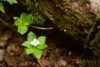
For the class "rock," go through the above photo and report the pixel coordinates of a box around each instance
[0,40,7,48]
[57,59,67,66]
[0,49,5,62]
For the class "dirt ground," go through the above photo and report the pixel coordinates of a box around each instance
[0,24,86,67]
[0,20,100,67]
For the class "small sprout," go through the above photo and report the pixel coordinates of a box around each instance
[22,32,47,59]
[14,13,33,35]
[13,13,47,59]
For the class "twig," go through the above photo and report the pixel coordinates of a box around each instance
[0,18,8,26]
[0,17,54,30]
[30,26,53,30]
[0,18,15,29]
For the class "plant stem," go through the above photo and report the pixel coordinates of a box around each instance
[37,59,44,67]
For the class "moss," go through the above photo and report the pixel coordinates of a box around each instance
[82,59,100,67]
[19,0,94,41]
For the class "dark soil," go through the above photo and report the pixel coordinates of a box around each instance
[1,23,100,67]
[0,25,83,67]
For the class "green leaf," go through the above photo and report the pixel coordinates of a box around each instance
[27,32,36,41]
[22,41,32,48]
[26,48,36,54]
[20,13,28,20]
[7,0,18,5]
[33,49,42,59]
[23,14,33,25]
[37,44,47,49]
[18,25,28,35]
[20,13,33,26]
[38,36,46,45]
[0,2,5,13]
[14,18,22,26]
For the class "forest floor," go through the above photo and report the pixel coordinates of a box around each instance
[0,3,100,67]
[0,24,99,67]
[0,25,82,67]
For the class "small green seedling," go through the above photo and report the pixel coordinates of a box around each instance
[7,0,17,5]
[2,0,18,5]
[0,0,18,13]
[0,2,5,13]
[22,31,47,59]
[14,13,33,34]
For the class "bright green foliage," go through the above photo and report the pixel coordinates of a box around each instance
[14,13,47,59]
[14,13,33,35]
[27,32,36,41]
[0,2,5,13]
[18,25,28,35]
[0,0,17,13]
[6,0,18,5]
[22,32,47,59]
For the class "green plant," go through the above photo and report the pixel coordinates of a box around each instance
[14,13,47,59]
[0,2,5,13]
[3,0,18,5]
[14,13,33,34]
[22,32,47,59]
[0,0,18,13]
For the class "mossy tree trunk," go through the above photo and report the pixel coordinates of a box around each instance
[19,0,100,50]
